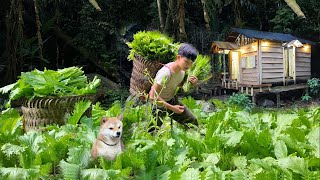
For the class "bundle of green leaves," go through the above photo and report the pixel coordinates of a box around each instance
[0,67,101,106]
[182,55,212,92]
[127,31,179,63]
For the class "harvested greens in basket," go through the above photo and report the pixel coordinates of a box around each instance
[0,67,101,106]
[127,31,179,63]
[183,55,212,92]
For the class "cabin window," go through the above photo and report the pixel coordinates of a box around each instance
[241,55,256,69]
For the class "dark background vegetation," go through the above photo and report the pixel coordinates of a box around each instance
[0,0,319,87]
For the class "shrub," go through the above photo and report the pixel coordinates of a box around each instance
[227,93,253,110]
[308,78,320,96]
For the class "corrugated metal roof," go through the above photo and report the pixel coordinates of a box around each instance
[211,41,239,53]
[230,28,315,45]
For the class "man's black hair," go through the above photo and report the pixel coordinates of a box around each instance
[178,43,198,61]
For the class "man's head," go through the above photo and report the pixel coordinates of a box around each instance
[177,43,198,71]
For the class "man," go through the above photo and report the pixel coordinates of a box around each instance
[149,43,199,127]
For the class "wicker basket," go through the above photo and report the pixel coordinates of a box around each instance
[129,54,163,97]
[21,94,96,132]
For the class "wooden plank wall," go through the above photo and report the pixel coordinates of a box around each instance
[240,42,259,84]
[295,46,311,80]
[260,41,284,83]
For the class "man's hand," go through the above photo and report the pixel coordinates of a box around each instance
[170,105,185,114]
[189,75,198,85]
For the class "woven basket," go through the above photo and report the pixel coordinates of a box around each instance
[21,94,96,132]
[129,54,163,96]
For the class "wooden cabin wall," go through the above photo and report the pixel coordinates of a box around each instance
[295,46,311,80]
[260,41,284,83]
[240,42,259,84]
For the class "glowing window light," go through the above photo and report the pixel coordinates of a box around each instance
[262,41,269,47]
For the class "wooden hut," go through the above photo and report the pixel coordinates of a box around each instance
[213,28,314,87]
[211,28,315,106]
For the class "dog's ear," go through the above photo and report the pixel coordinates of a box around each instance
[118,114,124,121]
[100,117,108,125]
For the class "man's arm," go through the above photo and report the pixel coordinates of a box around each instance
[149,83,184,114]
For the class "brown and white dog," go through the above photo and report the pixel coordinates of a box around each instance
[91,115,124,160]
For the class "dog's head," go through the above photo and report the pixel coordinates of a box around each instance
[99,115,123,139]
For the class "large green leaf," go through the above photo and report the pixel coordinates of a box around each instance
[181,168,200,180]
[0,167,39,180]
[66,146,91,168]
[59,160,81,180]
[306,127,320,158]
[274,140,288,159]
[277,156,309,176]
[81,168,120,180]
[68,101,92,125]
[0,108,21,135]
[221,131,244,147]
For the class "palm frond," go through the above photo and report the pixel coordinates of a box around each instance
[88,0,102,11]
[284,0,306,18]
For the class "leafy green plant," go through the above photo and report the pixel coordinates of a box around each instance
[1,95,320,179]
[0,67,101,106]
[308,78,320,96]
[227,93,253,110]
[127,31,179,63]
[301,94,312,102]
[183,54,212,92]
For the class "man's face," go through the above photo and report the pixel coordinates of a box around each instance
[179,56,193,71]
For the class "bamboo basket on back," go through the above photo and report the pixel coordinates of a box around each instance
[129,53,163,99]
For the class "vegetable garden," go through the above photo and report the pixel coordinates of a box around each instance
[0,95,319,179]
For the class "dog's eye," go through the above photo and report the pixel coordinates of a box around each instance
[118,126,121,129]
[109,127,113,130]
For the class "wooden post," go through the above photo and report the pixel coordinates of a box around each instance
[276,93,280,108]
[252,95,256,107]
[223,50,226,84]
[251,87,254,96]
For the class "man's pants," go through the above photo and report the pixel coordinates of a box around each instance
[152,96,198,127]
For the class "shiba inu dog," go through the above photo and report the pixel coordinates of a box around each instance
[91,115,124,160]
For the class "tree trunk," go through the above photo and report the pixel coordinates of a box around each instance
[5,0,24,83]
[164,0,176,37]
[176,0,187,41]
[157,0,165,31]
[233,0,242,27]
[33,0,44,65]
[201,0,211,32]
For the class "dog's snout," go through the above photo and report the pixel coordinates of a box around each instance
[116,132,121,136]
